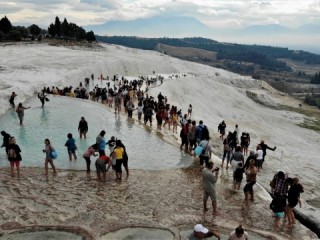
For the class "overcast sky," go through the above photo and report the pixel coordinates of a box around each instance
[1,0,320,28]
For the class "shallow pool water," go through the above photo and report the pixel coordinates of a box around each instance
[101,227,174,240]
[0,95,193,170]
[179,227,274,240]
[2,230,84,240]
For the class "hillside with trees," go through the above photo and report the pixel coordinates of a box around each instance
[96,36,320,72]
[0,15,95,42]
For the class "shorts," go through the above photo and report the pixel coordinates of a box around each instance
[10,161,20,167]
[95,159,107,173]
[204,191,216,202]
[189,139,196,147]
[68,149,76,154]
[243,181,256,193]
[255,159,263,168]
[274,212,284,218]
[144,115,152,123]
[181,136,188,144]
[288,200,298,208]
[116,159,123,173]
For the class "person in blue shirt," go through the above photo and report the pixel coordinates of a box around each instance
[65,133,77,160]
[96,130,107,156]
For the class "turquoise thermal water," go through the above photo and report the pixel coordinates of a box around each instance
[0,95,193,170]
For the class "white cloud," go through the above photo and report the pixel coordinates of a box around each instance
[0,0,320,29]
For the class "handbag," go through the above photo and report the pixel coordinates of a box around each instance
[194,146,203,156]
[50,149,58,159]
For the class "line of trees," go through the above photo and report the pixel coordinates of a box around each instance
[0,16,44,41]
[304,95,320,109]
[310,72,320,84]
[48,16,95,41]
[0,15,95,42]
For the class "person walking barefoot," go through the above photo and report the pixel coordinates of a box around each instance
[43,138,57,176]
[65,133,77,160]
[243,159,257,202]
[6,137,22,177]
[16,102,30,125]
[203,161,220,215]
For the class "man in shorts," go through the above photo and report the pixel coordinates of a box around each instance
[202,161,219,215]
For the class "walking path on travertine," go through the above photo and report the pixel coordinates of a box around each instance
[0,167,317,239]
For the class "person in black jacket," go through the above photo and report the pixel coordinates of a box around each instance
[259,140,276,161]
[218,120,226,140]
[1,131,11,153]
[286,177,304,227]
[6,137,22,177]
[78,117,88,139]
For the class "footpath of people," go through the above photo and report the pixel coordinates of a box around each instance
[1,72,309,239]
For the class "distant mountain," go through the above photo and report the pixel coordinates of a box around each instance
[84,16,210,37]
[240,24,292,35]
[295,24,320,34]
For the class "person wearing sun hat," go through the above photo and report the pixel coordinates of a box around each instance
[192,223,221,239]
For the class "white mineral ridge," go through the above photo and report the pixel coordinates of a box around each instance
[0,42,320,221]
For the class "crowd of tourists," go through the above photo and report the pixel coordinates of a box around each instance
[2,72,304,236]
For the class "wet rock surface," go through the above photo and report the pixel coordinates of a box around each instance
[0,166,316,239]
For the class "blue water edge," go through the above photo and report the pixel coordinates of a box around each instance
[0,95,193,170]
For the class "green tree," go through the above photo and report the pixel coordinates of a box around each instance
[0,30,5,40]
[0,16,12,34]
[48,23,56,37]
[75,26,86,40]
[12,26,28,38]
[54,16,61,37]
[28,24,41,36]
[311,72,320,84]
[86,31,96,42]
[7,29,22,41]
[60,18,69,36]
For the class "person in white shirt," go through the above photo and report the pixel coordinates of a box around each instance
[255,145,264,172]
[228,225,248,240]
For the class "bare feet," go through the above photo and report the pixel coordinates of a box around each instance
[212,211,220,216]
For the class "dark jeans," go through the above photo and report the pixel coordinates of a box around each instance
[200,155,209,167]
[84,157,91,172]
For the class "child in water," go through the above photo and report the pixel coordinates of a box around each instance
[65,133,77,160]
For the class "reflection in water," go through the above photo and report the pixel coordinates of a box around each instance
[115,113,122,132]
[18,125,27,143]
[40,108,48,122]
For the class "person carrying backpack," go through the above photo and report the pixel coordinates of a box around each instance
[6,137,22,177]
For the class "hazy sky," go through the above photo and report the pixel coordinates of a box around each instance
[1,0,320,28]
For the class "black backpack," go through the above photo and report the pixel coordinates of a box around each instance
[202,125,209,139]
